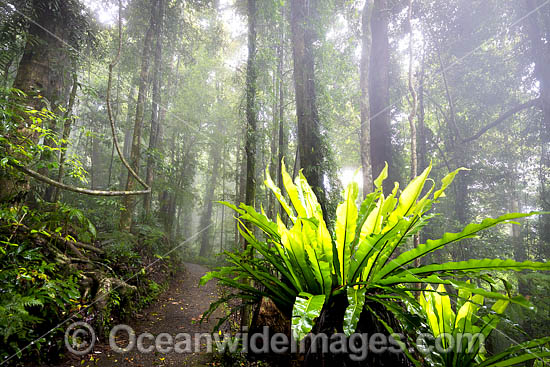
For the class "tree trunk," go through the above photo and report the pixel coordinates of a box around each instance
[235,136,242,246]
[120,2,156,231]
[304,294,413,366]
[13,1,68,115]
[369,0,393,194]
[277,21,286,199]
[2,0,69,202]
[198,142,221,257]
[269,69,279,218]
[360,0,374,197]
[144,0,164,217]
[53,72,79,202]
[241,0,258,329]
[524,0,550,260]
[289,0,327,213]
[417,46,428,175]
[244,0,258,211]
[91,125,102,190]
[220,143,226,253]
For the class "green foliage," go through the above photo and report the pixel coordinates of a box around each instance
[0,230,81,361]
[202,162,550,364]
[415,284,550,366]
[291,292,326,341]
[0,88,89,192]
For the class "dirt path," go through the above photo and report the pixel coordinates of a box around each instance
[63,263,224,367]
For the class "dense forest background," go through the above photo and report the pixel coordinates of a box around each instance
[1,0,550,365]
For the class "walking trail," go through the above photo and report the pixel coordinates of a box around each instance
[62,263,224,367]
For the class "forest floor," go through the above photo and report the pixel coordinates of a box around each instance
[59,263,226,367]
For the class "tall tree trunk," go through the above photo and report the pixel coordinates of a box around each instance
[277,18,286,208]
[524,0,550,259]
[13,1,68,117]
[360,0,374,197]
[289,0,327,212]
[172,139,195,240]
[417,46,428,175]
[244,0,258,210]
[53,72,79,202]
[407,0,417,182]
[220,143,226,253]
[91,125,102,189]
[235,136,242,246]
[2,0,69,202]
[198,140,221,257]
[120,2,156,231]
[369,0,393,194]
[239,142,247,209]
[241,0,258,328]
[269,69,278,218]
[159,134,176,234]
[416,44,430,259]
[144,0,164,217]
[120,85,136,188]
[107,68,122,188]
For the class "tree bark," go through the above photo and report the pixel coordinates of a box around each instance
[417,46,428,175]
[13,1,68,114]
[144,0,165,217]
[407,0,417,182]
[269,68,278,218]
[523,0,550,260]
[360,0,374,197]
[289,0,327,212]
[241,0,258,329]
[120,2,156,231]
[52,71,79,202]
[198,140,221,257]
[369,0,393,194]
[2,0,69,202]
[91,125,102,190]
[244,0,258,211]
[277,22,286,199]
[235,135,242,246]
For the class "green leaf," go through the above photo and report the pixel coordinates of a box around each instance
[433,167,469,200]
[394,164,431,217]
[282,161,307,218]
[291,292,326,341]
[265,165,296,222]
[374,162,388,189]
[335,181,358,283]
[343,287,367,336]
[484,351,550,367]
[478,336,550,367]
[405,259,550,276]
[377,212,542,279]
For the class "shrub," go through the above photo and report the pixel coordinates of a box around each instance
[202,162,550,364]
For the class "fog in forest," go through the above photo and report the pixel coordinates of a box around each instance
[1,0,550,366]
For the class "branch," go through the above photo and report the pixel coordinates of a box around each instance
[20,223,104,257]
[435,41,460,141]
[10,1,150,198]
[105,0,150,191]
[462,98,541,143]
[10,162,149,197]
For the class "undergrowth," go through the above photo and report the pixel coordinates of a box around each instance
[0,201,180,365]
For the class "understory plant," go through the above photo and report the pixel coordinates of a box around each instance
[416,284,550,366]
[201,162,550,364]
